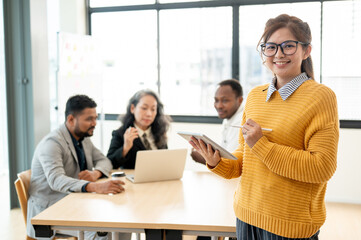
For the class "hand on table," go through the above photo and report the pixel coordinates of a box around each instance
[79,170,102,182]
[86,180,125,194]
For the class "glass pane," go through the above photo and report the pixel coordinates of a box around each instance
[0,0,9,209]
[91,11,158,114]
[90,0,155,8]
[47,0,60,130]
[239,3,321,100]
[160,7,232,115]
[322,1,361,120]
[0,0,8,170]
[159,0,208,3]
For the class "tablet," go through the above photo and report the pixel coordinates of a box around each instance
[177,131,237,160]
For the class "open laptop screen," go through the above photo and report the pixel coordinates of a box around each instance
[126,148,187,183]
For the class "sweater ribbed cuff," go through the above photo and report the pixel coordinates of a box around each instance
[251,136,273,162]
[208,158,232,178]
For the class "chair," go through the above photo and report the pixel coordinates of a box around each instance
[14,169,77,240]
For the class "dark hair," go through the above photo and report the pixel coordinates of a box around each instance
[120,89,170,148]
[65,95,97,121]
[257,14,314,80]
[218,79,243,98]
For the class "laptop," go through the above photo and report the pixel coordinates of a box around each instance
[126,149,188,183]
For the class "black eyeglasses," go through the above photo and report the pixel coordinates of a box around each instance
[260,40,309,57]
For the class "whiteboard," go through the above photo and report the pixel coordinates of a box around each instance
[57,32,103,123]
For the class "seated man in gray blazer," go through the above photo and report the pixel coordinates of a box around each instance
[27,95,124,240]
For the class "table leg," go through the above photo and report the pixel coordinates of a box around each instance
[112,232,119,240]
[145,229,163,240]
[165,230,182,240]
[78,231,84,240]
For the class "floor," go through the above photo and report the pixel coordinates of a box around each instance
[0,171,26,240]
[1,173,361,240]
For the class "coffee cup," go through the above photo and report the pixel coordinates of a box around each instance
[111,171,126,182]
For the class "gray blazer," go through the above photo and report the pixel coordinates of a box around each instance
[26,124,112,238]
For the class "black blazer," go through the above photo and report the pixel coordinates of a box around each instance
[107,125,168,169]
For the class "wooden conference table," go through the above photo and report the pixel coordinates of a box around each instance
[31,170,239,240]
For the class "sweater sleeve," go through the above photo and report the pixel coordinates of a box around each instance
[208,155,243,179]
[252,90,339,184]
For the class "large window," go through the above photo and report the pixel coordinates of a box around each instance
[239,2,321,97]
[322,1,361,120]
[91,11,158,114]
[88,0,361,126]
[159,7,232,115]
[0,0,9,210]
[0,0,8,175]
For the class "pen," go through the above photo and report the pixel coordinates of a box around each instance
[231,125,272,132]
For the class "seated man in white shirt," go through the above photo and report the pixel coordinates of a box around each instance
[191,79,244,164]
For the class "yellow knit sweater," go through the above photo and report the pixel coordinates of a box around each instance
[210,79,339,238]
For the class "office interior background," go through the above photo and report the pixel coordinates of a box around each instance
[0,0,361,237]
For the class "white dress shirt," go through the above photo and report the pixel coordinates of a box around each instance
[221,104,244,152]
[134,124,157,150]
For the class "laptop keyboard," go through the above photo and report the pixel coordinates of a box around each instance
[126,174,135,182]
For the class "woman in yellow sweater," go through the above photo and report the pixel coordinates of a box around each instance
[190,14,338,240]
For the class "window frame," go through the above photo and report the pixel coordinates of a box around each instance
[87,0,361,128]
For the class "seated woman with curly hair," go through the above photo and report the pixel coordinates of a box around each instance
[107,89,170,169]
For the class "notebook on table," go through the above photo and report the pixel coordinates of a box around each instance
[126,148,188,183]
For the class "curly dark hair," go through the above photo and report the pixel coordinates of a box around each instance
[120,89,171,148]
[218,79,243,98]
[65,94,97,121]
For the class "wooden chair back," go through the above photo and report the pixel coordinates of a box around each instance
[14,169,32,224]
[14,169,77,240]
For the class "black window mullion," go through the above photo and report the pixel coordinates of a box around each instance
[232,5,240,80]
[157,9,161,96]
[86,0,92,35]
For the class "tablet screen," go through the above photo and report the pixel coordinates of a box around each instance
[177,131,237,160]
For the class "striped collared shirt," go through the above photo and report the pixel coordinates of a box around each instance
[266,72,310,101]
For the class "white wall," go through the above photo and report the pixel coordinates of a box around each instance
[59,0,86,35]
[326,128,361,204]
[93,121,361,204]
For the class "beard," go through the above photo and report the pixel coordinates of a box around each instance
[74,124,95,139]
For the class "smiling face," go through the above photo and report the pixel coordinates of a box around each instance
[214,85,243,119]
[264,27,311,88]
[131,94,158,131]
